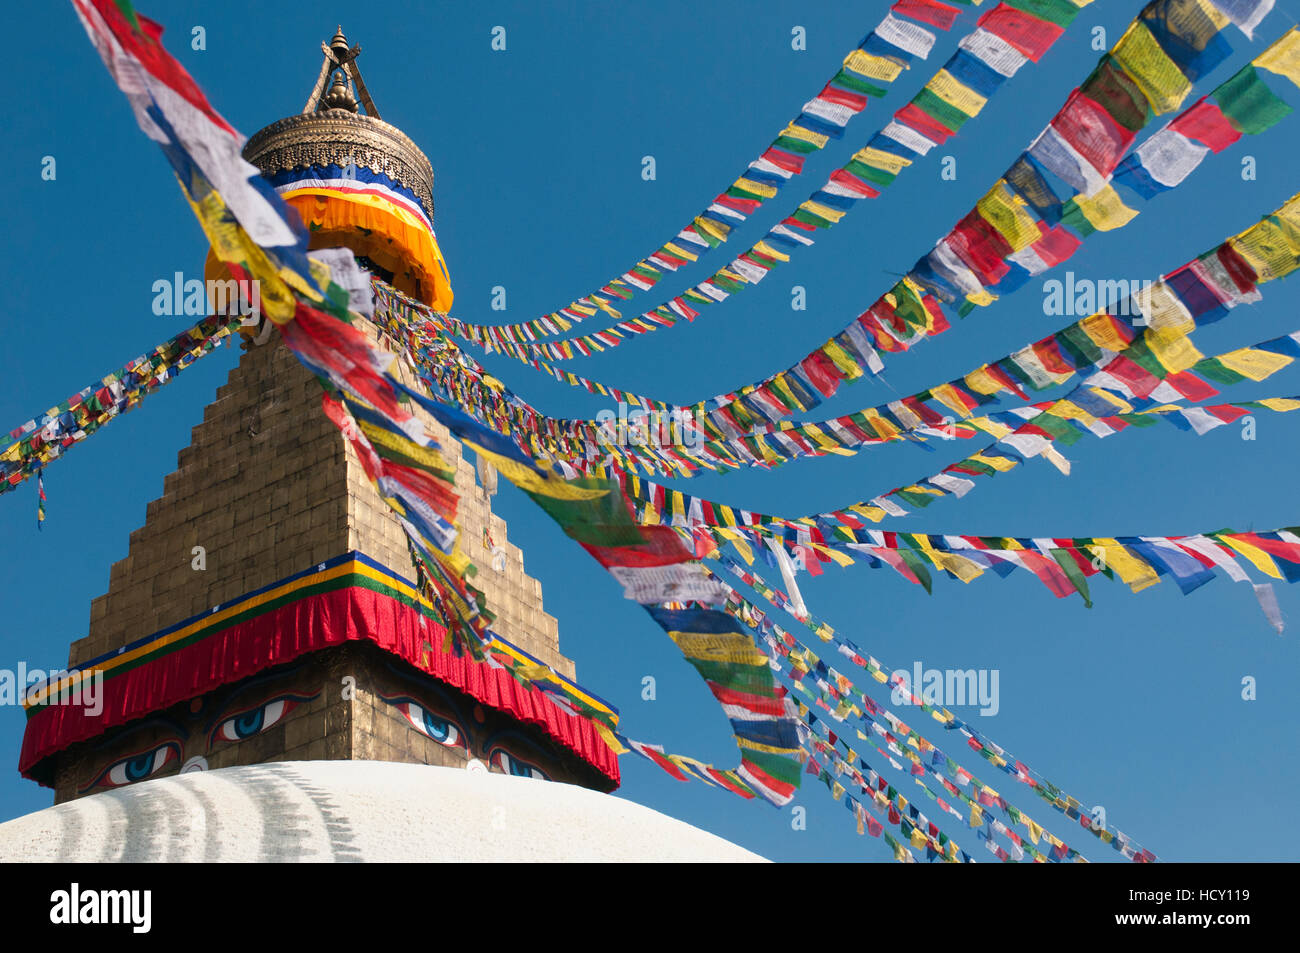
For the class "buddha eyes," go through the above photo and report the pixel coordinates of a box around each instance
[490,749,547,781]
[374,694,545,780]
[89,742,181,790]
[384,697,465,749]
[209,696,307,746]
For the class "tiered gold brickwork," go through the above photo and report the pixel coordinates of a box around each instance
[69,318,568,676]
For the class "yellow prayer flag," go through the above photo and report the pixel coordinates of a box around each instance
[967,417,1014,439]
[1145,329,1203,373]
[901,484,944,498]
[964,365,1006,396]
[843,49,905,82]
[1070,184,1139,231]
[1233,216,1300,283]
[1112,21,1193,114]
[753,240,790,263]
[1217,347,1294,381]
[1082,385,1133,414]
[592,721,628,755]
[926,69,988,116]
[668,631,768,666]
[1135,281,1194,335]
[852,146,911,176]
[472,445,610,502]
[861,411,900,438]
[1254,397,1300,412]
[662,241,698,263]
[771,374,805,411]
[734,176,778,199]
[781,122,829,149]
[813,543,856,569]
[822,340,865,379]
[848,503,888,523]
[1253,27,1300,86]
[800,199,847,223]
[694,216,728,242]
[357,421,452,475]
[1088,539,1161,592]
[935,551,986,583]
[968,453,1019,472]
[930,383,975,419]
[1218,536,1284,579]
[736,736,800,757]
[1049,400,1098,428]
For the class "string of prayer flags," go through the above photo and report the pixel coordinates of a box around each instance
[616,378,1300,541]
[1115,30,1300,196]
[510,470,802,805]
[711,517,1300,618]
[798,722,975,862]
[442,0,974,352]
[71,0,309,278]
[438,187,1299,487]
[413,15,1295,452]
[465,0,1093,368]
[711,561,1114,861]
[0,315,242,495]
[693,192,1300,458]
[71,0,319,327]
[616,735,761,799]
[284,295,807,804]
[710,558,1159,859]
[689,17,1293,438]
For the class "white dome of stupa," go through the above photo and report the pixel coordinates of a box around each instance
[0,760,766,862]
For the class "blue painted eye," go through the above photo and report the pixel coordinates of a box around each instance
[396,701,463,749]
[422,709,452,742]
[235,709,264,735]
[491,750,547,781]
[92,742,180,790]
[214,697,298,744]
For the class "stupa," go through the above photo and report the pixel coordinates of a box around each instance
[16,28,626,810]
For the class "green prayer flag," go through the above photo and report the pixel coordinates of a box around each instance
[1216,65,1293,135]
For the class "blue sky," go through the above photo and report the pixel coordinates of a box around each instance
[1,1,1298,861]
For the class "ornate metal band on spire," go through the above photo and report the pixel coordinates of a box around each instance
[242,27,434,225]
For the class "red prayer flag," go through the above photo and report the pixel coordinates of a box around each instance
[1170,369,1216,400]
[892,0,962,30]
[829,168,880,198]
[948,214,1012,285]
[895,101,958,143]
[1170,98,1242,153]
[1103,355,1161,398]
[715,194,761,214]
[818,84,868,112]
[977,3,1064,60]
[1051,91,1137,177]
